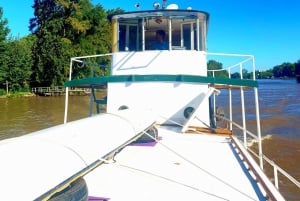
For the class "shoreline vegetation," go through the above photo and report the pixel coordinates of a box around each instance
[0,90,91,98]
[0,92,35,98]
[0,2,299,96]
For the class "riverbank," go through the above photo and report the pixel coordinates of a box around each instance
[0,92,35,98]
[0,89,92,98]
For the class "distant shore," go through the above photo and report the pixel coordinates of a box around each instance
[0,92,35,98]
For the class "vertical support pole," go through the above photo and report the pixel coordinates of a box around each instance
[6,80,8,94]
[88,65,95,116]
[111,18,118,52]
[64,59,73,124]
[196,18,200,51]
[274,164,279,189]
[212,71,216,123]
[239,64,247,147]
[255,86,263,169]
[251,56,263,169]
[229,84,233,131]
[228,68,233,131]
[168,18,172,50]
[142,18,145,51]
[125,25,129,51]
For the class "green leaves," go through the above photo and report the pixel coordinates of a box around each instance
[29,0,114,87]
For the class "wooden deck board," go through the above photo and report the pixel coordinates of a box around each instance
[186,126,232,135]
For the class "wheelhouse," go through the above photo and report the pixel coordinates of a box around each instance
[110,10,209,52]
[106,9,211,126]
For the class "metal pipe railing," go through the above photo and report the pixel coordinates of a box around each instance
[64,54,113,123]
[207,52,299,194]
[216,114,300,193]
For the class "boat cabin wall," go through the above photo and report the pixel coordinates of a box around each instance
[107,50,210,127]
[110,51,207,75]
[107,11,211,127]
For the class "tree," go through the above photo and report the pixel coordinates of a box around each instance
[70,3,115,79]
[30,0,78,87]
[273,62,295,78]
[207,60,229,78]
[3,36,34,91]
[0,7,10,86]
[231,72,240,79]
[258,70,273,79]
[29,0,113,87]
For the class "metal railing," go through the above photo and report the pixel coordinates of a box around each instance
[64,53,113,123]
[31,86,65,96]
[64,52,300,196]
[208,52,300,196]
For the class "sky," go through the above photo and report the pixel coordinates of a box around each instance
[1,0,300,70]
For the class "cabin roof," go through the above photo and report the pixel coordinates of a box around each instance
[109,9,209,21]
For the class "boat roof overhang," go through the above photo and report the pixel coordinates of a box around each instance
[110,9,209,22]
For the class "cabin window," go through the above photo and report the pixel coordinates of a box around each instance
[182,23,193,50]
[115,14,207,52]
[144,17,169,50]
[118,24,139,51]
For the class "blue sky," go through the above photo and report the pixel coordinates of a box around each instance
[1,0,299,70]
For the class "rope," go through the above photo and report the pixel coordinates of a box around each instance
[140,129,257,200]
[99,111,258,201]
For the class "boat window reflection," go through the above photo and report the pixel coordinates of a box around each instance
[115,13,207,52]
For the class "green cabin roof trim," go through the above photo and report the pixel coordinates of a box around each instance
[65,74,258,88]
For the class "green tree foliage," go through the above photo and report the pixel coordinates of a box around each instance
[2,36,34,91]
[29,0,113,87]
[1,2,299,93]
[207,60,229,78]
[0,7,10,84]
[257,69,273,79]
[70,2,112,79]
[231,72,240,79]
[272,62,295,78]
[30,0,78,87]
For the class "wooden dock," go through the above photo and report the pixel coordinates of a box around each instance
[32,86,90,96]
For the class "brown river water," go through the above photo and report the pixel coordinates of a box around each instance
[0,79,299,200]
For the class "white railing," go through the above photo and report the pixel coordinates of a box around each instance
[63,52,300,196]
[64,53,113,123]
[208,52,300,196]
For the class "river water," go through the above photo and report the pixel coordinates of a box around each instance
[0,79,299,200]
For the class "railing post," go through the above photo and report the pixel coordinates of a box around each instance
[274,164,279,189]
[239,64,247,147]
[64,59,73,124]
[228,68,233,131]
[251,55,263,169]
[254,87,263,169]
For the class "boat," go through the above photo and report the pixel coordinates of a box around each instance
[0,2,299,200]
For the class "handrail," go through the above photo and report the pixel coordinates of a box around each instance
[216,114,300,194]
[63,52,300,197]
[64,54,113,123]
[208,52,299,198]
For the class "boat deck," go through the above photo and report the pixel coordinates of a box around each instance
[84,126,266,201]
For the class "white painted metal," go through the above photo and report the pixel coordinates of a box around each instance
[107,51,210,126]
[181,87,218,132]
[0,110,156,201]
[84,126,277,201]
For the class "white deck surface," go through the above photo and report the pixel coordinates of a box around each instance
[85,126,266,201]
